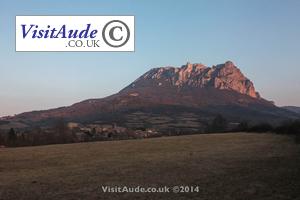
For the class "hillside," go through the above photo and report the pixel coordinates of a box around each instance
[1,133,300,200]
[3,61,299,132]
[282,106,300,115]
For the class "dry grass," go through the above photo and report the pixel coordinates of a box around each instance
[0,133,300,200]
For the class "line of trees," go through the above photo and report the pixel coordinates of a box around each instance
[1,115,300,148]
[205,115,300,143]
[0,120,159,148]
[0,119,75,147]
[234,119,300,143]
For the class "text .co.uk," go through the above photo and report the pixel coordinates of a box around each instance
[16,16,134,52]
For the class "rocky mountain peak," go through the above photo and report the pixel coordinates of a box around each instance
[224,60,235,68]
[132,61,260,98]
[181,62,207,72]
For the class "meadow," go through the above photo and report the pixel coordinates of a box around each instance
[0,133,300,200]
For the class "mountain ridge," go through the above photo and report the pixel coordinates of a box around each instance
[3,61,299,132]
[124,61,260,98]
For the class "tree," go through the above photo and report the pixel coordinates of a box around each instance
[208,114,228,133]
[236,121,249,131]
[7,128,17,146]
[0,130,5,146]
[91,127,96,135]
[54,118,72,144]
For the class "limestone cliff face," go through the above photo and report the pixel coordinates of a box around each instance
[134,61,260,98]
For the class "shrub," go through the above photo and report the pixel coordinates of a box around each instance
[248,123,273,133]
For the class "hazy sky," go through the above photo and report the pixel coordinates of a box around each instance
[1,0,300,116]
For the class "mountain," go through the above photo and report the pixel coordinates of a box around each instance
[5,61,299,132]
[282,106,300,115]
[126,61,260,98]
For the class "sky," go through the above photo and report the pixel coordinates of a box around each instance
[0,0,300,116]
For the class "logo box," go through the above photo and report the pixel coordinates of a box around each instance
[16,16,135,52]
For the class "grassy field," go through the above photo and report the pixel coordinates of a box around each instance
[0,133,300,200]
